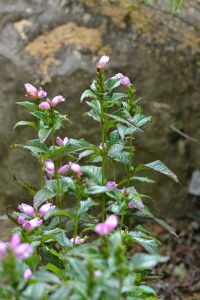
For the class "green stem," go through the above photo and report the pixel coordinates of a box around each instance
[74,195,80,246]
[52,130,62,208]
[120,213,124,231]
[39,153,43,189]
[128,134,133,186]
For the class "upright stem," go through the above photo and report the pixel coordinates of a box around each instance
[39,153,43,189]
[52,130,62,208]
[74,194,80,246]
[128,134,133,186]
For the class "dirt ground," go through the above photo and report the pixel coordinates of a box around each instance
[146,216,200,300]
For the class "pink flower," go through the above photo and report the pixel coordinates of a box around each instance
[18,203,35,216]
[13,243,34,259]
[56,136,69,147]
[96,55,109,69]
[94,269,102,277]
[23,268,32,280]
[37,87,47,99]
[0,241,7,258]
[24,83,38,99]
[51,95,65,107]
[0,234,33,260]
[39,203,55,216]
[70,236,84,244]
[94,214,118,236]
[22,218,43,232]
[58,164,69,174]
[128,201,136,209]
[43,159,55,176]
[39,101,51,110]
[98,142,106,149]
[113,73,131,86]
[69,162,82,174]
[18,216,25,225]
[106,181,118,189]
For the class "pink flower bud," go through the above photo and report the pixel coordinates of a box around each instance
[69,162,82,174]
[70,236,84,244]
[106,181,118,189]
[0,241,7,258]
[23,268,32,280]
[18,203,35,216]
[13,243,33,259]
[22,218,43,232]
[94,214,118,236]
[58,164,69,174]
[39,203,55,216]
[18,216,25,225]
[24,83,38,99]
[128,201,136,209]
[43,159,55,176]
[38,101,51,110]
[113,73,131,86]
[98,142,106,149]
[37,87,47,99]
[10,233,21,248]
[56,136,69,147]
[51,95,65,107]
[96,55,109,69]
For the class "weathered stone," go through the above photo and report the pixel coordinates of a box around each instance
[0,0,200,235]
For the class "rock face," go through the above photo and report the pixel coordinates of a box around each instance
[0,0,200,222]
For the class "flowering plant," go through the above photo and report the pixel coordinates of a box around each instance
[1,56,178,299]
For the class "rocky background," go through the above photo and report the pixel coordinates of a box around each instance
[0,0,200,231]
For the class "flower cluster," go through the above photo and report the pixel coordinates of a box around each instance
[43,159,82,177]
[113,73,131,86]
[95,215,118,236]
[18,203,55,231]
[0,233,33,259]
[24,83,65,109]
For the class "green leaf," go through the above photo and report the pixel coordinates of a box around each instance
[38,127,52,143]
[54,138,93,157]
[25,254,40,272]
[129,232,159,254]
[137,160,179,183]
[131,253,168,270]
[78,198,95,215]
[44,208,75,221]
[109,152,129,165]
[20,139,49,154]
[129,176,156,184]
[90,80,97,92]
[133,114,152,128]
[54,232,73,248]
[31,111,50,125]
[35,270,61,284]
[46,263,65,279]
[34,188,56,208]
[81,166,102,184]
[105,92,127,102]
[14,120,37,129]
[80,89,96,102]
[16,101,37,111]
[49,286,72,300]
[104,78,121,90]
[154,218,178,237]
[107,109,141,131]
[78,149,94,160]
[86,100,101,117]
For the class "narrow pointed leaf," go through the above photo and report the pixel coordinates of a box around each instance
[80,89,96,102]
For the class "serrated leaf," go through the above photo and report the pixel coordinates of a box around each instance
[31,111,50,125]
[44,208,75,221]
[23,139,49,153]
[54,232,73,248]
[133,114,152,128]
[80,89,96,102]
[105,92,127,102]
[34,187,56,208]
[16,101,37,111]
[140,160,179,183]
[129,232,159,254]
[14,121,37,129]
[107,109,141,131]
[78,198,95,215]
[104,78,121,90]
[109,152,129,165]
[81,166,102,184]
